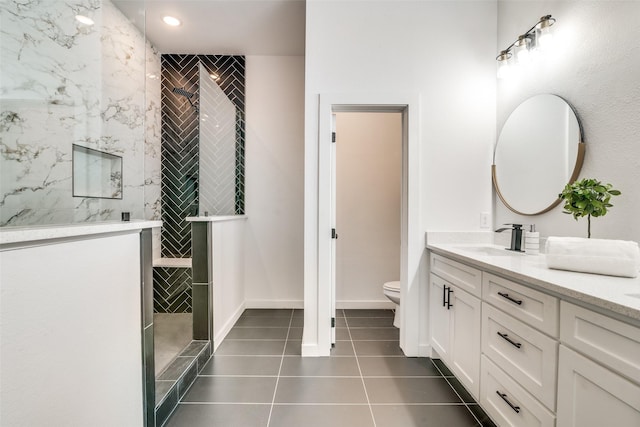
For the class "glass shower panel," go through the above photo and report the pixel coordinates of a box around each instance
[198,62,237,216]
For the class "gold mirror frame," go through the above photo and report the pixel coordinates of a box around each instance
[492,141,586,216]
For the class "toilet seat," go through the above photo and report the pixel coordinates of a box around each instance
[383,281,400,292]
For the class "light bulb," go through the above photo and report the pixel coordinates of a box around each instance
[514,35,531,64]
[496,51,512,79]
[535,15,555,50]
[162,16,181,26]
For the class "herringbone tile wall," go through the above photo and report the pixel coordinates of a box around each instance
[153,267,193,313]
[157,54,245,312]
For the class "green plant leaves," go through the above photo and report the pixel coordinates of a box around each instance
[558,178,621,237]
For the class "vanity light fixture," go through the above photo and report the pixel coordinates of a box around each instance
[75,15,95,26]
[162,16,181,26]
[496,14,556,77]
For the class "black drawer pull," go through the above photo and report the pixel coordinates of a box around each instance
[446,287,454,309]
[497,332,522,349]
[496,390,521,413]
[497,291,523,305]
[442,285,447,307]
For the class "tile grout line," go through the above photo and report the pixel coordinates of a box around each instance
[265,309,294,427]
[344,311,378,427]
[429,359,484,426]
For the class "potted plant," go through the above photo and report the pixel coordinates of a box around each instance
[559,178,621,238]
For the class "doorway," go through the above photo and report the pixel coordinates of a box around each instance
[333,112,402,317]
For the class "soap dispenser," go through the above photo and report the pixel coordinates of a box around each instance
[525,224,540,255]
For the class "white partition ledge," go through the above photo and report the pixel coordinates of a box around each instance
[186,215,247,223]
[0,220,162,246]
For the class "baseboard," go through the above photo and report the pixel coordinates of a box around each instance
[244,299,304,309]
[418,343,432,358]
[336,300,395,309]
[213,302,245,352]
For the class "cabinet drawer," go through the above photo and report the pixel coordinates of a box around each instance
[560,301,640,384]
[483,273,559,337]
[482,303,558,410]
[481,356,555,427]
[430,253,482,298]
[557,345,640,427]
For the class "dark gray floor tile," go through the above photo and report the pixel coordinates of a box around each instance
[330,340,355,356]
[241,308,293,318]
[284,340,301,356]
[432,358,454,376]
[359,357,442,377]
[288,327,303,340]
[292,309,304,317]
[336,309,346,318]
[349,327,399,341]
[290,316,303,327]
[200,355,282,376]
[182,376,277,403]
[468,404,498,426]
[365,377,464,403]
[344,309,394,318]
[214,340,285,356]
[346,317,395,327]
[157,356,194,381]
[225,326,289,340]
[354,340,404,356]
[234,316,291,327]
[280,356,359,377]
[336,317,347,327]
[180,341,208,357]
[372,404,480,427]
[275,377,368,404]
[165,403,271,427]
[445,375,477,403]
[270,404,374,427]
[336,327,351,340]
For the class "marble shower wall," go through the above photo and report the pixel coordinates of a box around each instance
[0,0,161,227]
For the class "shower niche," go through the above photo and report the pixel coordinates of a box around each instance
[72,145,123,199]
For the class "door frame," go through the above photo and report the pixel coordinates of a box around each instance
[315,93,422,356]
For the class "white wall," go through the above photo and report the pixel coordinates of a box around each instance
[304,0,497,356]
[244,55,305,308]
[495,1,640,243]
[0,233,143,426]
[336,112,401,308]
[212,220,247,349]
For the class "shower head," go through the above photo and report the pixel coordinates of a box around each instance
[172,87,199,113]
[172,87,194,98]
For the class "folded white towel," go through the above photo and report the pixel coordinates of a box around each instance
[545,237,640,278]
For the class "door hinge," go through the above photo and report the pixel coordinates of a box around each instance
[331,132,336,143]
[331,317,336,328]
[331,228,338,239]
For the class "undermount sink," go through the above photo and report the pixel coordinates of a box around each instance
[460,246,525,256]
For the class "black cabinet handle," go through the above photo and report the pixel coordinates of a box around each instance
[497,291,523,305]
[496,390,520,413]
[446,287,453,309]
[442,285,447,307]
[497,332,522,349]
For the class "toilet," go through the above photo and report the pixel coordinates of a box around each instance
[383,280,401,328]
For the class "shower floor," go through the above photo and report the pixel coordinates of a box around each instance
[154,313,193,375]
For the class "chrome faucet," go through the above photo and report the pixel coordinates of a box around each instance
[495,223,524,252]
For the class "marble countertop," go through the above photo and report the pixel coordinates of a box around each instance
[427,243,640,323]
[0,220,162,246]
[186,215,248,222]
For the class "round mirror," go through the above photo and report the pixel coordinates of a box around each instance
[493,94,585,215]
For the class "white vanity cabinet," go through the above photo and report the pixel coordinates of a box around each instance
[429,254,482,399]
[556,301,640,427]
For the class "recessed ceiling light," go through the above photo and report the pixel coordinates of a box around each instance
[75,15,94,26]
[209,73,220,81]
[162,16,181,26]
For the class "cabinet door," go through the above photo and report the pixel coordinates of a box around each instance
[450,285,481,399]
[557,345,640,427]
[430,274,451,361]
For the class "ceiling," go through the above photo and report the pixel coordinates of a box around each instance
[113,0,306,55]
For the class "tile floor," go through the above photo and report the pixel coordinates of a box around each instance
[164,309,496,427]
